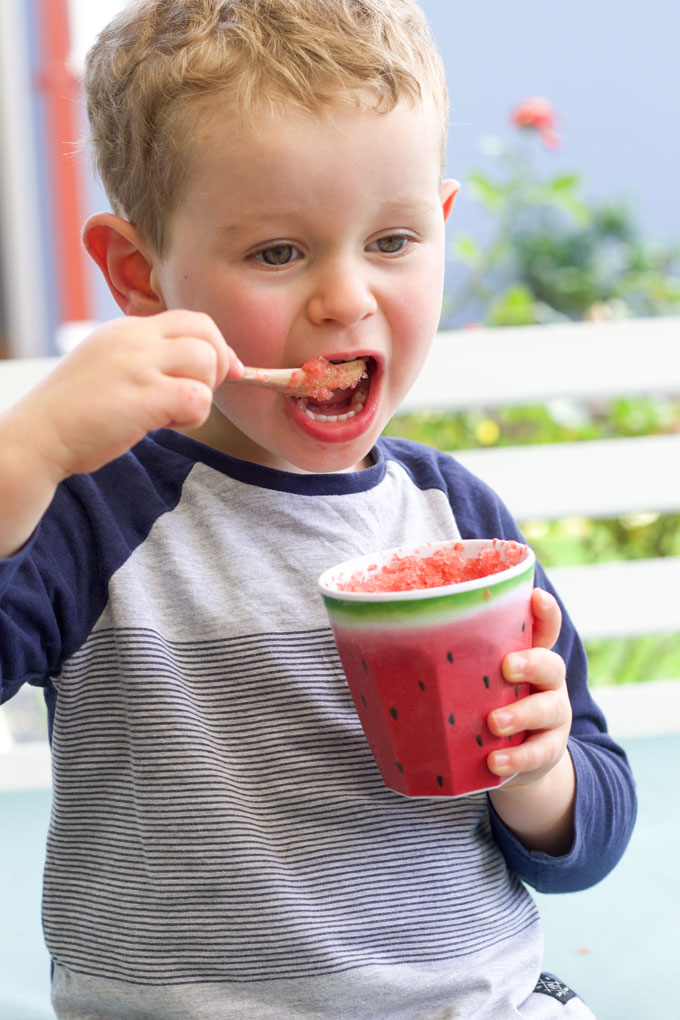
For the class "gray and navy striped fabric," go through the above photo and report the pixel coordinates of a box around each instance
[1,433,634,1018]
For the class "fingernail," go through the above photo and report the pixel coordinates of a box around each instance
[493,710,513,732]
[493,752,511,770]
[506,653,527,679]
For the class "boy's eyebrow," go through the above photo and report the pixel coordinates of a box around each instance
[221,214,289,239]
[220,199,439,239]
[375,198,441,220]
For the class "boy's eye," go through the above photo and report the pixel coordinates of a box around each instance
[371,235,411,255]
[253,244,301,266]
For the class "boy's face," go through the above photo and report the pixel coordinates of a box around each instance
[150,96,458,473]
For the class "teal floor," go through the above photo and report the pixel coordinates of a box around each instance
[1,734,677,1019]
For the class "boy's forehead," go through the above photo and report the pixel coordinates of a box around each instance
[163,94,446,250]
[190,101,440,210]
[183,89,444,170]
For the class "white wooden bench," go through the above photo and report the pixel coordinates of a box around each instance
[1,317,679,644]
[397,315,680,642]
[0,315,679,761]
[1,317,679,643]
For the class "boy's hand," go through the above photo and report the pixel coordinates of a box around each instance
[486,588,576,855]
[21,310,244,482]
[487,588,571,785]
[0,311,243,559]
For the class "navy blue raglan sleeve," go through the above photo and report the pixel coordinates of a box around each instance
[0,433,193,729]
[379,437,637,892]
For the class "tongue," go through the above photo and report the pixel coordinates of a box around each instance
[305,390,354,413]
[308,386,354,407]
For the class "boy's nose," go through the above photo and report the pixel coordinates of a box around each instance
[306,257,378,327]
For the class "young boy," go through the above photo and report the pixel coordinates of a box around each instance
[0,1,635,1016]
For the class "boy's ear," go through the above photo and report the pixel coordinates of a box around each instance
[441,179,460,222]
[83,213,165,316]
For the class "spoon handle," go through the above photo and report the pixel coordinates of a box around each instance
[234,358,367,398]
[239,366,303,393]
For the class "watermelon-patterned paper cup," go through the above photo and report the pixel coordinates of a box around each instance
[319,538,536,798]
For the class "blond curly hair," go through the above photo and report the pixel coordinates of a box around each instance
[83,0,449,254]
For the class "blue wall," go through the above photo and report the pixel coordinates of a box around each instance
[421,0,679,241]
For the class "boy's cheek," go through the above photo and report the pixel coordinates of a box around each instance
[166,277,288,366]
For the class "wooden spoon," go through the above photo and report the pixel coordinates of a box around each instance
[236,356,368,399]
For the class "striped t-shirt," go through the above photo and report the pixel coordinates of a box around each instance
[0,433,635,1019]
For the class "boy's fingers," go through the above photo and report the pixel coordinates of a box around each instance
[489,688,571,738]
[155,310,240,385]
[487,594,571,783]
[155,309,222,342]
[503,646,566,691]
[160,336,223,389]
[530,588,562,649]
[160,377,215,429]
[487,730,567,778]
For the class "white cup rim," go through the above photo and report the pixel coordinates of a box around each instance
[318,538,535,603]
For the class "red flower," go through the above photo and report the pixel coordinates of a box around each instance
[511,97,560,148]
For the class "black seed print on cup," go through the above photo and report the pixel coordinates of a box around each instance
[419,681,426,691]
[390,707,398,720]
[396,761,404,774]
[361,694,368,708]
[446,652,454,663]
[448,714,455,726]
[483,675,490,689]
[475,734,483,747]
[436,775,444,788]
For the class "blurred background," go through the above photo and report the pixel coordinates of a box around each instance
[0,0,679,736]
[0,4,678,1018]
[1,0,678,358]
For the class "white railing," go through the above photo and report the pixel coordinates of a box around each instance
[1,316,679,787]
[398,316,680,643]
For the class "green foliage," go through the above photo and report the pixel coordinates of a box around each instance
[384,396,680,451]
[448,127,680,326]
[584,634,680,688]
[384,397,680,685]
[522,513,680,569]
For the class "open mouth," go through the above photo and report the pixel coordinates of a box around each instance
[294,357,374,423]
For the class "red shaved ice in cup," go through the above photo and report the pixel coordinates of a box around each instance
[318,538,536,798]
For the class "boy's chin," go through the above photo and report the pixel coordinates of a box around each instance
[178,419,376,475]
[183,395,385,474]
[271,443,376,475]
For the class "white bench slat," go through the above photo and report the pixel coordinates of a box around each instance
[400,316,680,411]
[2,317,680,416]
[591,679,680,737]
[547,557,680,640]
[0,325,678,654]
[453,434,680,521]
[3,318,680,414]
[0,356,57,413]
